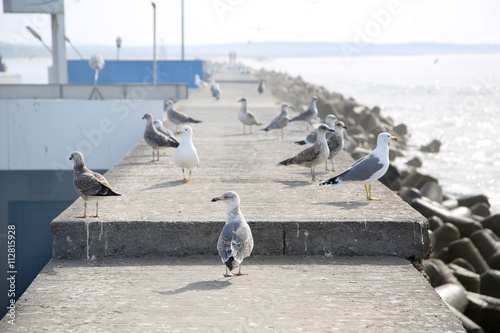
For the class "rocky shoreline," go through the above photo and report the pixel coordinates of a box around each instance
[255,68,500,332]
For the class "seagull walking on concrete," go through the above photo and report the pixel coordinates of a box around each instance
[289,96,318,130]
[320,132,398,200]
[142,113,179,161]
[164,100,202,132]
[261,103,289,138]
[238,98,262,134]
[69,151,121,218]
[212,191,254,277]
[277,124,335,181]
[174,126,199,183]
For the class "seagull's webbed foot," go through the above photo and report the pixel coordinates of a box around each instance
[223,267,234,277]
[365,184,380,201]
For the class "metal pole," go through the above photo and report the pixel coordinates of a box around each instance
[152,2,157,84]
[181,0,185,60]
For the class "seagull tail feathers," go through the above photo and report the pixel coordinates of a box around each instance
[294,140,307,145]
[277,158,294,166]
[224,257,239,271]
[188,118,202,123]
[319,176,339,187]
[99,187,121,196]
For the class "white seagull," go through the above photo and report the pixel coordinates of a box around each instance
[212,191,254,277]
[174,126,199,183]
[320,132,398,200]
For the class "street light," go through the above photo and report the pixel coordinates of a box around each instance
[151,2,157,84]
[26,26,51,53]
[64,36,84,60]
[116,37,122,60]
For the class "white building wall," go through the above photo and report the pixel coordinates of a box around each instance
[0,99,164,172]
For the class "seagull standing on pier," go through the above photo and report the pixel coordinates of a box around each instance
[320,132,398,200]
[212,191,254,277]
[257,79,264,94]
[238,97,262,134]
[295,114,337,146]
[174,126,199,183]
[142,113,179,161]
[326,120,348,171]
[261,103,289,138]
[164,100,202,132]
[277,124,335,181]
[70,151,121,218]
[289,96,318,130]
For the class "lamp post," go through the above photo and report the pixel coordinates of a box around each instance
[181,0,185,60]
[116,37,122,60]
[152,2,157,84]
[26,26,51,53]
[65,36,83,60]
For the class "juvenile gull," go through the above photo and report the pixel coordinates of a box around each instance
[174,125,199,183]
[295,114,337,145]
[153,119,177,142]
[326,120,348,171]
[289,96,318,129]
[277,124,335,181]
[261,103,289,138]
[237,97,262,134]
[142,113,179,161]
[212,191,254,277]
[320,132,398,200]
[69,151,121,218]
[164,100,202,131]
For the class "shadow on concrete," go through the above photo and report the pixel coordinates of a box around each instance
[314,201,370,210]
[154,279,232,295]
[141,180,186,191]
[274,180,312,188]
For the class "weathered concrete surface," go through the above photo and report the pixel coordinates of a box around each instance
[0,256,465,332]
[51,68,430,260]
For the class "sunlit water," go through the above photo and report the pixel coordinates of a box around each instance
[243,53,500,213]
[4,54,499,213]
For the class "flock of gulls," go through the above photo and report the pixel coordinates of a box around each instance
[69,79,399,276]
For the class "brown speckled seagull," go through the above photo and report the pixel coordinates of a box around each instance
[277,124,334,181]
[142,113,179,162]
[69,151,121,218]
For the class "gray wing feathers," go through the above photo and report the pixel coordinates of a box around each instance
[339,154,383,182]
[217,222,254,264]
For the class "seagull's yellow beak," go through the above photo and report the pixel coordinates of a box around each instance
[176,131,182,135]
[392,137,399,141]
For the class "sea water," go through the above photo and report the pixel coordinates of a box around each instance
[243,53,500,213]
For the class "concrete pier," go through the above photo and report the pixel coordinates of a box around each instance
[0,67,465,331]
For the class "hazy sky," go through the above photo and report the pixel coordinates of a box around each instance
[1,0,500,47]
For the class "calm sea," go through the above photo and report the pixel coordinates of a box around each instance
[3,54,499,213]
[243,53,500,213]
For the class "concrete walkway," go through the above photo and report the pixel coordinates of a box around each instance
[0,67,465,331]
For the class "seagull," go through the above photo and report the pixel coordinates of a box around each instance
[164,100,202,132]
[295,114,337,145]
[237,98,262,134]
[69,151,121,218]
[212,191,254,277]
[211,82,222,100]
[326,120,348,171]
[289,96,318,130]
[142,113,179,161]
[319,132,399,200]
[194,74,207,87]
[277,124,335,181]
[153,119,177,142]
[174,126,199,183]
[261,103,289,138]
[257,79,264,94]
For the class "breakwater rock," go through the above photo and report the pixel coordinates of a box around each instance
[255,67,499,332]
